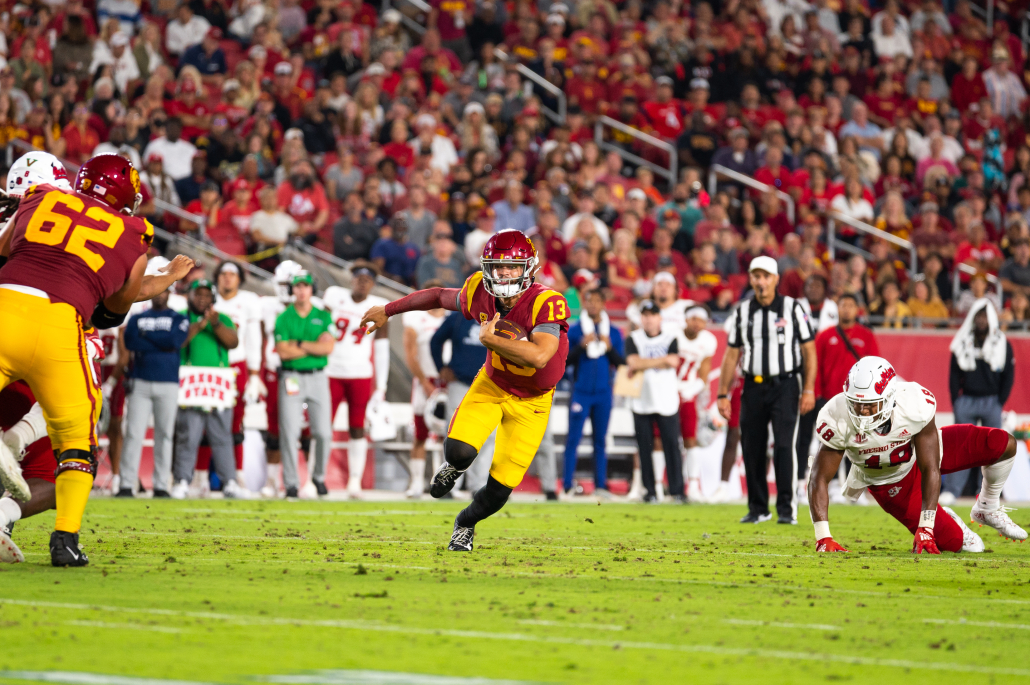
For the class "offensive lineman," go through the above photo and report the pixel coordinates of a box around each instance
[361,230,569,551]
[809,356,1026,554]
[323,262,390,497]
[678,306,717,501]
[0,153,192,566]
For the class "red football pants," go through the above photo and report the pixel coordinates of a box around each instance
[866,424,1010,552]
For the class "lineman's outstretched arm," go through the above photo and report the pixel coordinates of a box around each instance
[912,416,942,554]
[135,255,195,302]
[93,255,148,328]
[360,288,461,333]
[809,446,848,552]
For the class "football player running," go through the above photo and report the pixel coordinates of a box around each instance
[809,356,1026,554]
[361,230,569,551]
[0,153,193,566]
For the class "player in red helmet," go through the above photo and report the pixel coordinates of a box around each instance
[0,153,193,567]
[361,229,569,551]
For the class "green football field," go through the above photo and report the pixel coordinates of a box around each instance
[1,498,1030,685]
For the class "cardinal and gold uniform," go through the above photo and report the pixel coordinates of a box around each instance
[448,271,570,488]
[0,183,152,532]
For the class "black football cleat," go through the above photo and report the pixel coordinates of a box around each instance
[50,531,88,567]
[448,518,475,552]
[740,512,773,524]
[313,479,328,496]
[285,486,299,499]
[430,464,464,498]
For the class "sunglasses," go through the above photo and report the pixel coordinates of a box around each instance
[153,119,167,126]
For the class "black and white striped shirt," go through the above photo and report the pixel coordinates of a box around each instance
[725,294,814,379]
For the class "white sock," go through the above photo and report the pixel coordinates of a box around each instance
[192,470,208,489]
[348,437,368,488]
[979,457,1015,511]
[652,450,665,499]
[408,458,425,492]
[630,467,643,494]
[266,462,281,487]
[686,447,701,480]
[236,469,247,487]
[0,497,22,530]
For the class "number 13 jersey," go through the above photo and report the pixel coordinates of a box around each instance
[0,185,153,320]
[815,381,940,496]
[322,286,389,379]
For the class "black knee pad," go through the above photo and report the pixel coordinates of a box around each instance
[444,437,479,471]
[55,448,97,478]
[233,431,245,446]
[263,432,280,451]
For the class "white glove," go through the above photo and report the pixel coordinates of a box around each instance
[244,373,268,403]
[2,403,47,460]
[679,378,706,402]
[101,377,116,401]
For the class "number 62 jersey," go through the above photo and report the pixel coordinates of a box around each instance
[814,381,941,499]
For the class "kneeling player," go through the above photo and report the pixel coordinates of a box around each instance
[809,356,1026,554]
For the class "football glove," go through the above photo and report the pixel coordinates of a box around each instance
[816,537,848,552]
[913,527,941,554]
[244,374,268,403]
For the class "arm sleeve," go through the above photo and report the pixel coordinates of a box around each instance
[245,302,263,371]
[383,288,462,317]
[668,338,679,355]
[1000,342,1015,405]
[374,337,390,394]
[625,336,638,356]
[532,323,561,337]
[725,305,742,347]
[949,353,962,403]
[793,301,814,343]
[430,314,451,372]
[123,316,160,353]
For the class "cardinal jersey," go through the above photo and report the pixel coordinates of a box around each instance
[322,287,389,379]
[0,184,153,320]
[215,290,263,370]
[815,382,939,497]
[403,310,446,378]
[458,272,570,398]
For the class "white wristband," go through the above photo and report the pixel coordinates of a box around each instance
[813,521,831,541]
[919,509,936,529]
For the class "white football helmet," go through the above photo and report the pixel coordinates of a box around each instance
[6,151,73,197]
[423,388,449,435]
[844,356,899,433]
[366,399,397,442]
[273,260,303,303]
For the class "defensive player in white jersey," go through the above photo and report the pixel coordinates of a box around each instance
[258,260,305,496]
[322,262,390,496]
[213,260,264,491]
[678,305,717,501]
[402,279,447,498]
[809,356,1026,554]
[626,271,694,334]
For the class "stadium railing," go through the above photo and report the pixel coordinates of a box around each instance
[493,47,567,125]
[826,211,918,276]
[595,115,677,187]
[953,261,1004,302]
[382,0,430,35]
[706,164,796,225]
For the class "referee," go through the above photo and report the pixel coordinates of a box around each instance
[717,256,816,524]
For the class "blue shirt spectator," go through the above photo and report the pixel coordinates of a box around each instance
[838,103,884,160]
[179,34,227,76]
[567,316,625,394]
[490,182,536,233]
[371,236,420,285]
[430,311,487,386]
[125,304,190,382]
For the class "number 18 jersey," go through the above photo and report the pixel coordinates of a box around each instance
[815,381,940,496]
[0,185,153,320]
[322,286,389,379]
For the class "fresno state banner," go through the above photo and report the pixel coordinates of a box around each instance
[179,367,238,410]
[705,328,1030,413]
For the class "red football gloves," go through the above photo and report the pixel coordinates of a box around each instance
[913,527,941,554]
[816,537,848,552]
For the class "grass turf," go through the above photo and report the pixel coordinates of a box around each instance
[1,498,1029,685]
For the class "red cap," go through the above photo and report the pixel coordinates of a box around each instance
[207,26,223,39]
[231,178,250,193]
[179,79,197,93]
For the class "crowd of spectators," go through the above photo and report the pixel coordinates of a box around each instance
[2,0,1030,329]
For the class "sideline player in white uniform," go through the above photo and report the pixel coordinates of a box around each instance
[402,279,447,498]
[809,356,1026,554]
[678,305,717,501]
[322,262,390,496]
[213,260,264,491]
[258,261,305,496]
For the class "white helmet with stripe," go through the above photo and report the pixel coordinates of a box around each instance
[6,151,73,197]
[844,356,899,433]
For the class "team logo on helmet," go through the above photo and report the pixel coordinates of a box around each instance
[52,164,68,181]
[129,167,141,194]
[874,367,896,394]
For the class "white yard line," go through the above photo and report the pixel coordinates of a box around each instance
[924,618,1030,630]
[515,619,624,631]
[0,672,206,685]
[1,599,1029,677]
[64,620,184,634]
[723,619,841,631]
[260,669,540,684]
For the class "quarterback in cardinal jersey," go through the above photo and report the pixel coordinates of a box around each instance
[809,356,1026,554]
[361,230,568,551]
